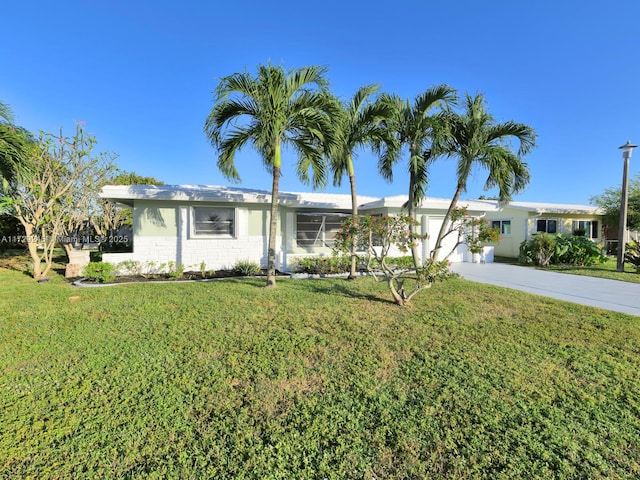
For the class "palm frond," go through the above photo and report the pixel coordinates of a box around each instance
[215,126,263,182]
[285,65,330,97]
[441,92,535,201]
[413,84,457,118]
[292,137,327,189]
[0,101,16,124]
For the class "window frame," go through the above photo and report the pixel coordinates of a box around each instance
[572,220,599,239]
[491,219,512,236]
[191,206,236,238]
[295,212,349,249]
[536,218,557,234]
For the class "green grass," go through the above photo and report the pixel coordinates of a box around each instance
[495,255,640,284]
[541,257,640,283]
[1,261,640,478]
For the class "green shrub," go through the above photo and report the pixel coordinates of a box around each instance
[82,262,116,283]
[293,256,350,274]
[624,241,640,272]
[520,233,556,267]
[520,234,606,267]
[232,260,261,276]
[553,234,606,266]
[382,255,414,270]
[294,255,415,274]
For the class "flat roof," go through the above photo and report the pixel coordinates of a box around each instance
[100,185,604,215]
[100,184,378,210]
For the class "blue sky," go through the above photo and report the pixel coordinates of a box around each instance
[2,0,639,205]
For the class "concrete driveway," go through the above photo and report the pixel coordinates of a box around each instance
[449,262,640,317]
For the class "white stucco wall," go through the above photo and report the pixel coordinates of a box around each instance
[101,198,497,274]
[103,203,284,273]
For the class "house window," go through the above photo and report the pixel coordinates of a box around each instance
[491,220,511,235]
[572,220,599,239]
[296,213,346,248]
[536,219,557,234]
[193,207,235,237]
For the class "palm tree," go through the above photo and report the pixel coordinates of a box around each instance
[378,85,457,269]
[328,84,397,279]
[204,64,337,287]
[0,101,31,184]
[430,93,536,261]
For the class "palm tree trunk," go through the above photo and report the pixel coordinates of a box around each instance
[266,166,280,287]
[266,141,281,287]
[408,172,421,270]
[347,154,358,280]
[431,184,463,261]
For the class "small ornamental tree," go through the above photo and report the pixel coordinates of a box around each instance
[334,214,455,306]
[4,124,117,279]
[439,207,500,259]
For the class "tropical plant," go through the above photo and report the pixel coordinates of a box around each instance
[624,241,640,272]
[520,233,606,267]
[232,260,261,276]
[378,86,457,269]
[327,84,397,278]
[118,259,143,276]
[431,93,536,261]
[0,101,32,184]
[199,260,208,279]
[204,64,337,287]
[519,233,556,267]
[553,234,606,266]
[165,260,185,279]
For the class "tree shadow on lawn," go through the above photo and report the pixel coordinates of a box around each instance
[289,278,395,305]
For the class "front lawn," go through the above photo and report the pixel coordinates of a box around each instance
[495,255,640,284]
[1,266,639,478]
[541,257,640,283]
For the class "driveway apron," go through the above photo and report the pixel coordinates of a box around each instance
[450,262,640,317]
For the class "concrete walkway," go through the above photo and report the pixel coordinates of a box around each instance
[449,262,640,317]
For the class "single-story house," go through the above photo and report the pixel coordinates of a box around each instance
[99,185,605,271]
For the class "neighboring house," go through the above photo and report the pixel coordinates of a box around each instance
[480,201,605,258]
[99,185,605,271]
